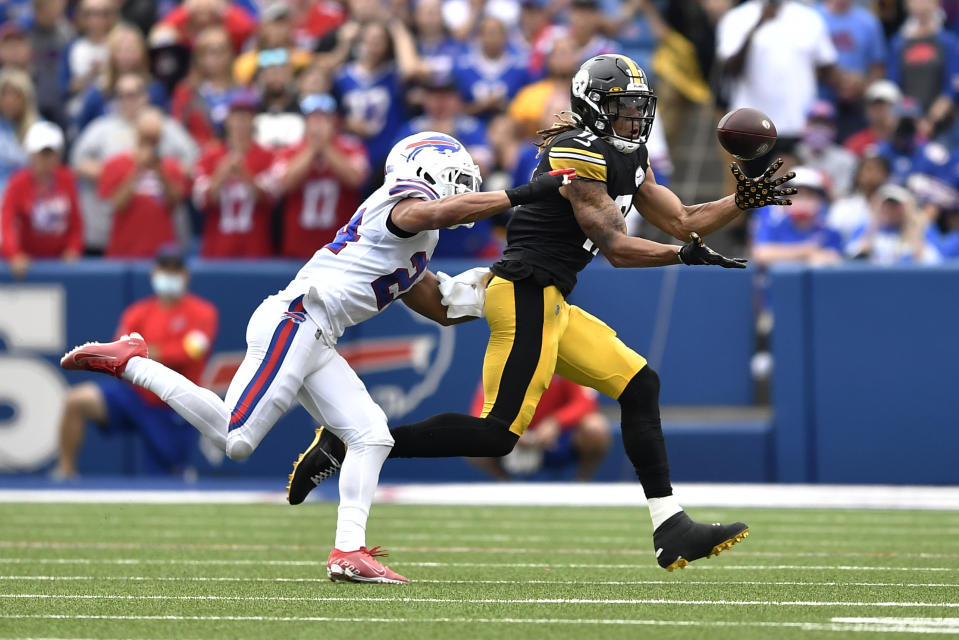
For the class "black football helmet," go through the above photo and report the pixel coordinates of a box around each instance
[570,54,657,154]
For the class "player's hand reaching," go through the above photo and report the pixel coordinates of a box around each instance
[731,158,797,210]
[678,232,748,269]
[505,168,577,207]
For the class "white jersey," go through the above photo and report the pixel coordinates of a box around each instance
[276,180,440,342]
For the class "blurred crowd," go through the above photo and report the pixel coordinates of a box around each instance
[2,0,959,276]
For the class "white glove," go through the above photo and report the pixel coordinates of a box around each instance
[436,267,491,319]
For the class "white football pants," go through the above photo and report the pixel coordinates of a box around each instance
[123,293,393,550]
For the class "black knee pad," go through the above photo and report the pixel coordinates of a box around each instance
[618,366,661,418]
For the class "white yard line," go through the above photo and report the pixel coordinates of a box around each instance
[2,613,959,634]
[0,540,956,560]
[3,482,959,509]
[0,557,956,571]
[1,576,956,588]
[3,594,958,607]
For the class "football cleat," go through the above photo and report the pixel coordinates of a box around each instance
[286,427,346,505]
[327,546,409,584]
[60,332,148,378]
[653,511,749,572]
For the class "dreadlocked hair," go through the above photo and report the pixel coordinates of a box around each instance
[535,111,581,156]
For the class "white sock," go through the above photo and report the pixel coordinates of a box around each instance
[648,495,683,531]
[123,356,229,451]
[334,442,391,552]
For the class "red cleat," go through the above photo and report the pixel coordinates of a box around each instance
[60,332,148,378]
[327,546,409,584]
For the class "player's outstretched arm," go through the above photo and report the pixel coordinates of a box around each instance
[567,179,680,268]
[401,271,477,326]
[634,161,796,240]
[390,169,576,234]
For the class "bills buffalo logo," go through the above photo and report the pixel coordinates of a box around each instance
[283,310,307,324]
[404,135,462,161]
[202,306,459,420]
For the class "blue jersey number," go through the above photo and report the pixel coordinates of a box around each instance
[372,251,428,309]
[324,208,365,254]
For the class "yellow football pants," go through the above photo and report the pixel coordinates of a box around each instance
[479,276,648,435]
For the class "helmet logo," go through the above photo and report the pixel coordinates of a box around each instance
[404,136,462,161]
[572,69,589,99]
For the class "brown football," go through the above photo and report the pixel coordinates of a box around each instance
[716,108,778,160]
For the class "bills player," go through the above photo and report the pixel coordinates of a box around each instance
[61,131,575,584]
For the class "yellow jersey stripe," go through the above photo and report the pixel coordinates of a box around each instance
[549,155,607,182]
[551,146,605,160]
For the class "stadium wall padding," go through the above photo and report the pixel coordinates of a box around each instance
[1,259,956,483]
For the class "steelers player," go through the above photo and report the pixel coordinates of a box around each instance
[288,54,796,571]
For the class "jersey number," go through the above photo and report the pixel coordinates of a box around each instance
[372,251,428,310]
[583,194,633,255]
[219,183,254,234]
[300,179,340,229]
[324,208,364,254]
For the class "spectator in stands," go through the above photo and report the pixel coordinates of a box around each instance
[157,0,256,54]
[751,166,844,267]
[75,24,168,132]
[468,375,611,481]
[455,16,529,126]
[797,100,858,197]
[518,0,554,79]
[72,72,197,254]
[875,97,926,182]
[252,48,305,149]
[288,0,346,51]
[54,246,218,478]
[566,0,619,63]
[97,108,190,258]
[846,183,942,264]
[828,153,891,245]
[170,25,237,147]
[192,90,276,258]
[274,93,369,259]
[333,21,419,172]
[0,68,35,196]
[312,0,384,69]
[845,79,902,158]
[887,0,959,139]
[234,0,312,86]
[508,36,580,139]
[411,0,464,79]
[26,0,74,128]
[817,0,887,140]
[717,0,838,174]
[59,0,118,123]
[1,121,82,278]
[1,22,33,74]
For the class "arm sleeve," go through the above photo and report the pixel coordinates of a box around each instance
[546,136,608,182]
[0,179,22,258]
[155,302,219,370]
[65,173,85,253]
[97,157,127,199]
[549,381,599,429]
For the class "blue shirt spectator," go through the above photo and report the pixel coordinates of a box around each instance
[818,0,886,77]
[845,183,943,264]
[454,17,530,126]
[76,80,168,132]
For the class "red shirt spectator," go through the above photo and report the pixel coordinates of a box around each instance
[116,293,218,406]
[98,153,188,258]
[160,3,256,54]
[1,166,83,261]
[296,1,346,49]
[470,375,599,432]
[193,141,276,258]
[275,135,368,258]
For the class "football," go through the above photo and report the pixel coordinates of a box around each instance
[716,108,778,160]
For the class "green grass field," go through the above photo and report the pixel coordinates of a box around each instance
[0,502,957,639]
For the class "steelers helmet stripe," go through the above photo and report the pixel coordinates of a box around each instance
[615,54,641,79]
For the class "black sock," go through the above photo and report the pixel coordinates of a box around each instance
[389,412,518,458]
[618,367,673,499]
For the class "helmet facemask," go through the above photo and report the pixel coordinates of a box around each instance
[594,92,656,154]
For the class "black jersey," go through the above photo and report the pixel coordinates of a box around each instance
[491,128,649,296]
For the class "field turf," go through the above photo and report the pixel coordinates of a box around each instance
[0,502,957,639]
